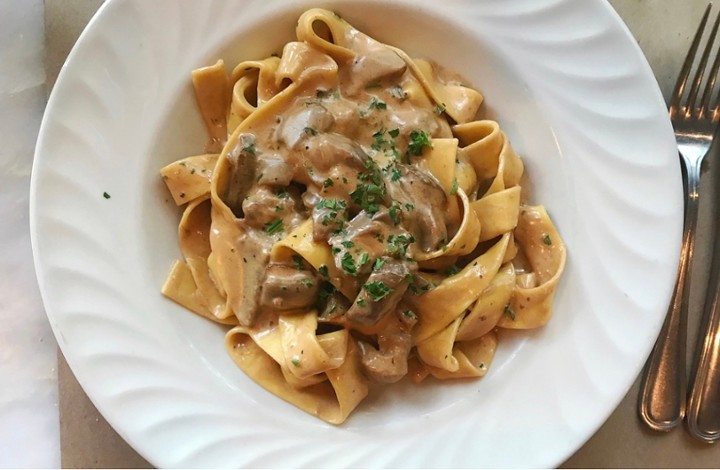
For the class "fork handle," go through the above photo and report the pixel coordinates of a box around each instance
[639,159,700,431]
[687,241,720,442]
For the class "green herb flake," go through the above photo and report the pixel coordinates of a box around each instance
[389,203,402,225]
[303,126,318,136]
[356,298,366,307]
[450,178,459,196]
[242,143,256,155]
[292,255,305,270]
[306,165,314,175]
[390,85,406,101]
[319,265,329,279]
[368,96,387,111]
[275,188,289,198]
[341,252,358,275]
[407,130,432,157]
[373,258,385,271]
[264,219,284,235]
[299,279,314,288]
[504,304,516,321]
[390,167,402,182]
[365,81,382,89]
[387,234,414,258]
[103,192,111,199]
[291,357,301,367]
[256,172,264,182]
[388,128,400,138]
[359,252,369,267]
[323,178,334,189]
[341,240,355,249]
[446,264,461,276]
[363,281,393,302]
[542,234,553,245]
[435,103,447,115]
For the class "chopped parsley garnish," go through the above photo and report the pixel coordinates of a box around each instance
[103,192,111,199]
[341,240,355,248]
[306,165,314,175]
[368,96,387,110]
[373,258,385,271]
[317,198,347,211]
[274,206,282,212]
[359,252,369,267]
[450,178,459,196]
[275,188,289,198]
[390,167,402,181]
[388,128,400,138]
[390,85,406,101]
[389,202,402,225]
[318,282,337,302]
[542,234,553,245]
[363,281,393,302]
[318,265,329,279]
[446,264,461,276]
[435,103,447,115]
[504,304,516,321]
[264,219,284,235]
[387,234,414,258]
[303,126,318,136]
[242,142,256,155]
[292,255,305,270]
[350,181,385,214]
[341,252,358,275]
[299,279,314,288]
[403,310,416,320]
[291,357,301,366]
[256,172,264,182]
[323,178,334,189]
[365,81,382,89]
[407,130,432,157]
[356,298,366,307]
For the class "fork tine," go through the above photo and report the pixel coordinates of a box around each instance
[700,12,720,116]
[670,4,712,118]
[686,6,719,116]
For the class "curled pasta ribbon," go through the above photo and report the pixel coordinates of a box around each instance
[296,8,357,61]
[456,263,515,341]
[225,315,368,424]
[275,41,339,90]
[161,198,235,324]
[228,57,282,134]
[279,312,347,379]
[192,60,230,152]
[453,120,524,197]
[472,186,521,242]
[160,154,218,205]
[413,188,481,262]
[386,49,483,124]
[412,232,510,343]
[417,138,458,195]
[271,219,360,299]
[498,206,566,329]
[424,332,498,378]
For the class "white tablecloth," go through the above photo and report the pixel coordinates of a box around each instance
[0,0,59,467]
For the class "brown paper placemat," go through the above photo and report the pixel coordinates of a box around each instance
[48,0,720,467]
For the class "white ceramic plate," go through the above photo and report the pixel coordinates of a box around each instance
[31,0,682,467]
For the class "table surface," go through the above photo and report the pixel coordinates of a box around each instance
[22,0,720,467]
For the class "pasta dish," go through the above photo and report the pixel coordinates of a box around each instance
[160,8,566,424]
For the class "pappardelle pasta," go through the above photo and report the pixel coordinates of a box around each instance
[160,8,566,424]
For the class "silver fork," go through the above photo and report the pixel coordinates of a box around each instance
[639,3,720,432]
